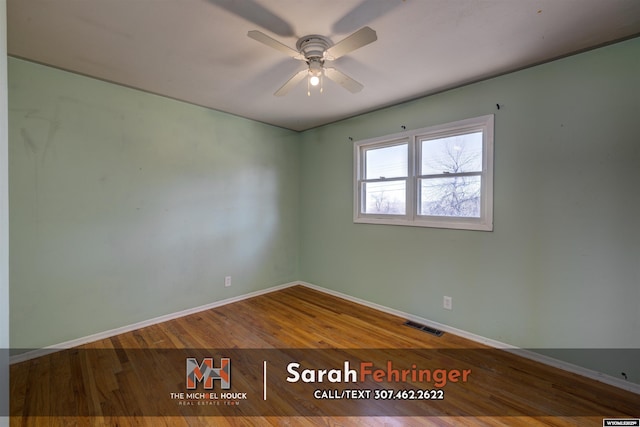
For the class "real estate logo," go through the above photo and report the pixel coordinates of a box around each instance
[186,357,231,390]
[170,356,247,408]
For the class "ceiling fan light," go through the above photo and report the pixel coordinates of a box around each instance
[308,59,323,87]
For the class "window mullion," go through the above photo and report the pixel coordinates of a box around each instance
[408,138,413,221]
[408,135,417,221]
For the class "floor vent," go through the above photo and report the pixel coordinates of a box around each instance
[403,320,444,337]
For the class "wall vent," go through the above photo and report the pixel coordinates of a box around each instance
[403,320,444,337]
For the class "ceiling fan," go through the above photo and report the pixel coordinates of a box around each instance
[248,26,377,96]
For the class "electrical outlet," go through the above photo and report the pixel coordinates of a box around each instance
[225,276,232,287]
[443,296,452,310]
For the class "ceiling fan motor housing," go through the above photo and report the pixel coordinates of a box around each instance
[296,35,332,61]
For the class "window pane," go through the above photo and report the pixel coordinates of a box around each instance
[421,132,482,175]
[365,143,407,179]
[419,176,481,217]
[362,180,406,215]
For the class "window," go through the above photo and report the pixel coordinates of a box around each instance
[354,115,494,231]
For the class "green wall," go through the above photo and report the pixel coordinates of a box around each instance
[299,37,640,380]
[9,58,299,349]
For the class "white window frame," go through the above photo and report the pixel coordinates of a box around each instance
[354,115,494,231]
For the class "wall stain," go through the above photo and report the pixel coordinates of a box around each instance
[20,128,41,235]
[41,118,61,166]
[20,128,38,156]
[17,103,62,233]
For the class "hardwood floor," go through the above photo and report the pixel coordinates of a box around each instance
[10,285,640,426]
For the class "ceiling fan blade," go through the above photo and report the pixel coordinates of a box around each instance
[248,30,304,60]
[325,26,377,60]
[274,69,308,97]
[324,67,364,93]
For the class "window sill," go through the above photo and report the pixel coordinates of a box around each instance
[354,216,493,231]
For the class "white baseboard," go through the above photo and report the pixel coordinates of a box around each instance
[9,281,299,365]
[298,281,640,396]
[10,280,640,396]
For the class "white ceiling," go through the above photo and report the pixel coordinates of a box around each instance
[7,0,640,131]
